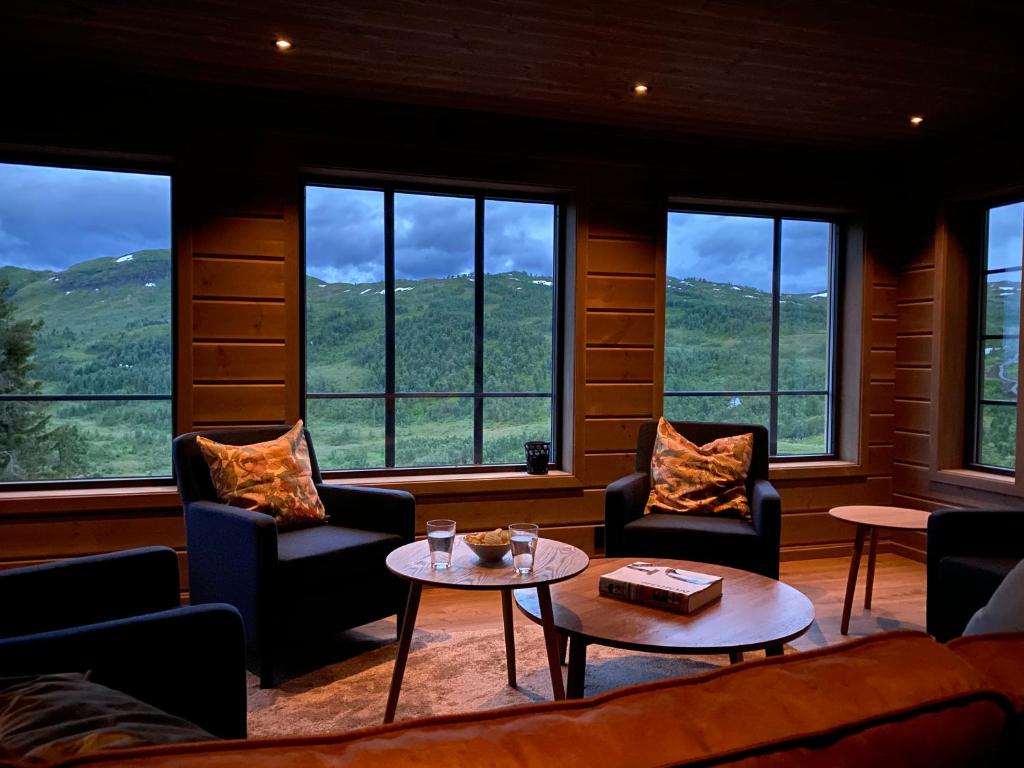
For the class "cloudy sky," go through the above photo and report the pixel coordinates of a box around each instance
[0,163,170,271]
[988,202,1024,271]
[668,212,833,294]
[305,186,556,283]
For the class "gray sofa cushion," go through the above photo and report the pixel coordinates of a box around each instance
[965,559,1024,636]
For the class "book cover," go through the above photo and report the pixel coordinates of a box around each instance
[598,563,723,614]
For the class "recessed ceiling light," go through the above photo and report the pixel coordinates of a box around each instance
[275,38,292,52]
[634,83,649,96]
[909,115,924,126]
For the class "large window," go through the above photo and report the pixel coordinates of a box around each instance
[664,210,837,457]
[304,184,560,471]
[0,162,172,483]
[972,201,1023,472]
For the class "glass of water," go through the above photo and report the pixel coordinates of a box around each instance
[426,519,456,569]
[509,523,539,575]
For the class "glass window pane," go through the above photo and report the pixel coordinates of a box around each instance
[305,186,385,393]
[777,395,828,456]
[0,163,171,482]
[1,400,171,481]
[395,397,473,467]
[978,403,1016,470]
[980,337,1019,401]
[483,396,551,464]
[484,200,554,393]
[984,270,1021,338]
[779,220,831,392]
[665,212,773,392]
[395,193,474,393]
[663,394,769,429]
[986,202,1024,271]
[305,397,385,470]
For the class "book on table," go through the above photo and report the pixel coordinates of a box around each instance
[599,562,723,614]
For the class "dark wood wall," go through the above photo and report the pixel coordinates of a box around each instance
[0,84,919,581]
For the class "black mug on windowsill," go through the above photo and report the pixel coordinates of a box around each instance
[524,441,550,475]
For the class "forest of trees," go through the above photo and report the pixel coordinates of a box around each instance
[2,247,1017,479]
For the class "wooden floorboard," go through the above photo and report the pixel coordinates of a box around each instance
[411,553,927,651]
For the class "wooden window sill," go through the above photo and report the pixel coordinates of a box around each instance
[929,467,1020,497]
[769,460,866,481]
[322,470,582,497]
[0,484,181,517]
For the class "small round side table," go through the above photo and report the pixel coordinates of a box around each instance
[828,505,930,634]
[383,537,589,723]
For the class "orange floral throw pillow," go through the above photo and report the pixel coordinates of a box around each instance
[643,418,754,519]
[196,421,326,530]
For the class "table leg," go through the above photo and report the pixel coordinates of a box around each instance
[728,651,744,664]
[501,589,517,688]
[536,584,566,700]
[841,525,867,635]
[567,637,588,699]
[864,527,880,610]
[384,582,422,724]
[765,643,784,657]
[557,632,569,665]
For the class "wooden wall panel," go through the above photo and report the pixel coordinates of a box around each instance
[585,277,656,310]
[586,313,656,346]
[191,384,288,424]
[192,301,287,340]
[192,258,285,300]
[585,348,654,382]
[192,343,287,381]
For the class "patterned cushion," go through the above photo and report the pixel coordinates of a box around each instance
[643,418,753,519]
[196,421,326,530]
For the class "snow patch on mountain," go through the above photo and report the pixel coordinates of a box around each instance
[116,254,134,263]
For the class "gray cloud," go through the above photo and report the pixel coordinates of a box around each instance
[0,163,170,271]
[987,202,1024,270]
[668,212,830,293]
[306,188,556,283]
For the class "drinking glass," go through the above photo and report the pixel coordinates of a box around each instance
[509,523,539,575]
[427,519,456,569]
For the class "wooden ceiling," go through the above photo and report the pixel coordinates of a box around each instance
[4,0,1023,150]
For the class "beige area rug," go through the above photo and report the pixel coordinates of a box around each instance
[247,624,731,736]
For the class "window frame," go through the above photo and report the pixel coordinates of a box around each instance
[663,204,843,460]
[0,153,177,490]
[301,178,567,477]
[967,197,1024,476]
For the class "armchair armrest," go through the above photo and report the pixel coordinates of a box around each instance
[0,546,180,640]
[0,604,247,739]
[183,501,278,645]
[750,478,782,579]
[604,472,650,556]
[316,484,416,543]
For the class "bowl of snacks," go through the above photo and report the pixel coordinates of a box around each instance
[463,529,512,563]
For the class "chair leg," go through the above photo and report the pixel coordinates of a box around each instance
[259,651,276,689]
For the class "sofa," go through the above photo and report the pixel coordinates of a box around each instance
[35,630,1024,768]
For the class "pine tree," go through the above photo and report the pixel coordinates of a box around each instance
[0,279,86,480]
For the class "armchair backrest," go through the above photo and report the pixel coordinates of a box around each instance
[634,420,770,497]
[172,426,323,505]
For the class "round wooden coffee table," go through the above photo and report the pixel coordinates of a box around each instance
[829,505,931,635]
[514,557,814,698]
[383,537,589,722]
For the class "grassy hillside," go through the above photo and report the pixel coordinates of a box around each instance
[7,249,1010,476]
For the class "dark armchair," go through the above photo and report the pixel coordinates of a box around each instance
[173,425,415,688]
[605,420,781,579]
[0,546,246,739]
[927,508,1024,641]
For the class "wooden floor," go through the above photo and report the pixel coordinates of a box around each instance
[413,554,927,654]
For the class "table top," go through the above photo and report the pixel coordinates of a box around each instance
[385,537,590,591]
[828,505,931,530]
[514,557,815,654]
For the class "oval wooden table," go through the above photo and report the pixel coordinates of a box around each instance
[384,537,589,723]
[829,505,931,635]
[514,557,814,698]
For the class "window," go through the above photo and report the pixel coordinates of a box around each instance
[664,210,837,457]
[0,162,172,483]
[304,184,560,471]
[972,201,1023,472]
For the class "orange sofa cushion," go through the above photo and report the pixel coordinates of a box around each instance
[53,632,1016,768]
[644,418,754,518]
[196,421,325,531]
